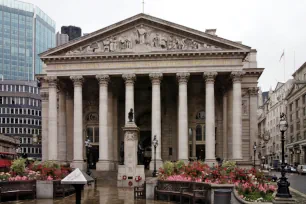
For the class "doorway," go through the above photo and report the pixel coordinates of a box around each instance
[89,145,99,169]
[140,131,151,169]
[196,145,205,161]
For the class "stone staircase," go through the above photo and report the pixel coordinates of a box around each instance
[90,170,118,186]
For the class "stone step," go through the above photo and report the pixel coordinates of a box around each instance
[90,170,118,186]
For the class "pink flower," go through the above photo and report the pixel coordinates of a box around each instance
[47,176,53,181]
[22,176,28,181]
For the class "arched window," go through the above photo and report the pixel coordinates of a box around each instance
[196,125,202,141]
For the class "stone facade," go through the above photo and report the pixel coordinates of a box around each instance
[38,14,263,171]
[285,62,306,166]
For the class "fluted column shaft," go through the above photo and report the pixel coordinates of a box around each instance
[70,76,85,169]
[123,74,136,124]
[96,75,112,171]
[177,73,190,162]
[48,76,58,161]
[41,86,49,161]
[222,90,228,160]
[204,72,217,165]
[58,87,67,162]
[231,72,244,160]
[249,87,259,163]
[149,73,163,169]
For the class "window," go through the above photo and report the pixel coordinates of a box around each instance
[196,125,202,141]
[296,99,299,109]
[290,125,293,133]
[296,110,299,119]
[297,121,300,130]
[290,103,293,111]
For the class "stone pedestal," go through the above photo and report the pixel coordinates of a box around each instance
[117,122,145,187]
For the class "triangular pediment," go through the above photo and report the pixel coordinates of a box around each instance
[40,13,251,58]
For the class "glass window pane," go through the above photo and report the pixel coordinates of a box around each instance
[87,127,93,142]
[94,127,99,143]
[196,125,202,141]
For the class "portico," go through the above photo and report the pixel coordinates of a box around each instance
[38,13,263,171]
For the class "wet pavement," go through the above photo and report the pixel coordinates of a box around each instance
[5,184,172,204]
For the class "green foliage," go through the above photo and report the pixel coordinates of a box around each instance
[10,158,26,175]
[41,161,60,169]
[162,161,174,176]
[222,160,236,172]
[174,160,185,171]
[241,191,274,202]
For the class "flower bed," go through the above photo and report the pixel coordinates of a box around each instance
[158,160,276,202]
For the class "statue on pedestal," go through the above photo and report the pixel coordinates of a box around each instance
[128,108,134,122]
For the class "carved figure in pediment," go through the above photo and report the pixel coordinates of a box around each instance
[109,37,117,52]
[136,25,147,44]
[160,37,167,49]
[96,42,104,52]
[66,47,81,55]
[103,38,111,52]
[152,34,160,47]
[191,40,199,49]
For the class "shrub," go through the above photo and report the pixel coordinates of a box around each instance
[222,160,236,172]
[10,158,26,176]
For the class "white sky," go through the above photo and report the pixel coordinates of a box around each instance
[25,0,306,91]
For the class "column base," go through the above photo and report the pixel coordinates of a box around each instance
[70,160,86,171]
[96,160,114,171]
[205,159,217,167]
[149,159,163,171]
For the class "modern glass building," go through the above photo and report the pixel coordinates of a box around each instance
[0,0,55,81]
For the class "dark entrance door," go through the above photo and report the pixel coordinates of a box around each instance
[196,145,205,161]
[140,131,151,169]
[89,145,99,169]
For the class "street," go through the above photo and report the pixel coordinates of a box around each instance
[273,171,306,195]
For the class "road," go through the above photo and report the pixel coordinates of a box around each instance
[272,171,306,195]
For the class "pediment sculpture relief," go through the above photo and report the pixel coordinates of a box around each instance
[66,25,222,55]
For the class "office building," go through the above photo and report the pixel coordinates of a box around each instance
[56,32,69,46]
[0,0,56,81]
[61,25,81,41]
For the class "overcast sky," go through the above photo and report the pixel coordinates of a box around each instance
[25,0,306,91]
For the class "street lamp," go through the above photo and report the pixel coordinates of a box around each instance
[152,135,158,177]
[261,156,265,170]
[276,113,292,198]
[253,142,257,168]
[85,137,92,175]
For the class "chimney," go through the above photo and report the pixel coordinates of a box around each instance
[205,29,217,35]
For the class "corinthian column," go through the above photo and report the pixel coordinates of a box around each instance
[40,85,49,161]
[58,85,67,163]
[177,73,190,162]
[122,74,136,124]
[96,74,112,171]
[70,76,85,170]
[231,71,244,160]
[222,89,228,160]
[149,73,163,170]
[47,76,58,161]
[203,72,217,166]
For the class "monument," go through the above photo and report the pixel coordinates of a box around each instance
[117,109,145,187]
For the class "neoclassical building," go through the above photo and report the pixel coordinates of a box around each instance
[38,14,263,171]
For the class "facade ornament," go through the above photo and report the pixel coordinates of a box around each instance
[47,76,58,88]
[125,131,137,141]
[176,72,190,84]
[70,76,84,86]
[41,91,49,101]
[96,74,110,86]
[248,87,259,96]
[149,73,163,85]
[231,71,245,83]
[122,74,136,85]
[65,26,222,55]
[203,72,218,83]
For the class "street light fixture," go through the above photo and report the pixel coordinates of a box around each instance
[253,142,257,168]
[152,135,158,177]
[276,113,292,198]
[84,137,92,175]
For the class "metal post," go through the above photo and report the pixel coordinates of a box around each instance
[254,149,256,168]
[276,130,292,198]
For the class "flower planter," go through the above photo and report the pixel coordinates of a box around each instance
[0,180,36,202]
[233,189,273,204]
[36,180,54,199]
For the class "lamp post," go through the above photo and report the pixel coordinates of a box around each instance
[253,142,256,168]
[85,138,92,175]
[276,113,292,198]
[152,135,158,177]
[261,156,265,170]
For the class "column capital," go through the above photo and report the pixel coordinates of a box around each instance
[176,72,190,84]
[248,87,259,96]
[96,74,110,86]
[46,76,58,88]
[149,73,163,85]
[122,74,136,85]
[41,91,49,102]
[203,72,218,83]
[70,75,84,87]
[231,71,245,83]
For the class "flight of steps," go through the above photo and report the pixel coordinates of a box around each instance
[90,170,118,186]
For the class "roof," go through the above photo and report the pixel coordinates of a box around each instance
[40,13,252,59]
[292,61,306,77]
